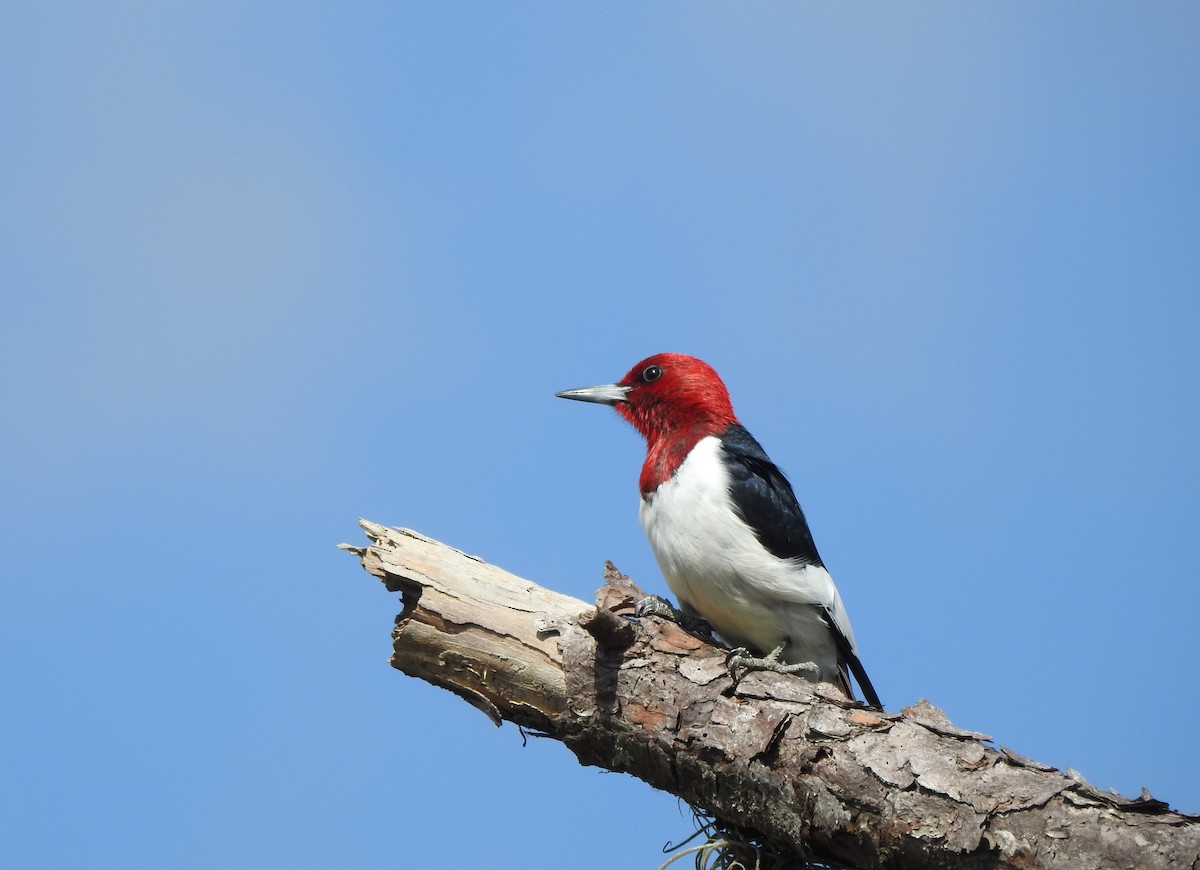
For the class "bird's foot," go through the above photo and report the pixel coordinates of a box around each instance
[726,643,818,683]
[633,596,717,643]
[633,594,676,621]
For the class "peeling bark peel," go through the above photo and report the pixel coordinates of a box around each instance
[343,521,1200,869]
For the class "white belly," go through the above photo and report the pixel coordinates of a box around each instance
[638,436,854,682]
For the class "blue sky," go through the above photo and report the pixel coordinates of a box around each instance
[3,3,1198,867]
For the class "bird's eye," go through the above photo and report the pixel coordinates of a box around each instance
[641,365,663,383]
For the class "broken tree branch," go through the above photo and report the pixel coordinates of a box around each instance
[340,520,1199,869]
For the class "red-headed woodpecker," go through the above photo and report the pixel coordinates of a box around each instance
[557,353,881,708]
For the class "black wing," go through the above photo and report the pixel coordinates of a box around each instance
[722,425,883,709]
[719,424,823,567]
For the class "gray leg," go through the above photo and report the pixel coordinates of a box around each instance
[634,595,717,642]
[726,642,818,681]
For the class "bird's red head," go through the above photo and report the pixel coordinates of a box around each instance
[556,353,739,492]
[610,353,737,442]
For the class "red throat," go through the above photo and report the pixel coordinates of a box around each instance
[611,353,738,494]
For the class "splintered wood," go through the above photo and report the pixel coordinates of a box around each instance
[343,521,1200,870]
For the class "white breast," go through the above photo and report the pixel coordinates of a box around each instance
[638,436,856,683]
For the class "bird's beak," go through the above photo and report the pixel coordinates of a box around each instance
[555,383,631,406]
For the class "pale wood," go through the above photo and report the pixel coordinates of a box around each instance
[341,520,1200,869]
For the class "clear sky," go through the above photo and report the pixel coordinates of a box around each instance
[3,4,1198,868]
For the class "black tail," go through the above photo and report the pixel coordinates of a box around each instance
[845,653,882,710]
[823,608,882,709]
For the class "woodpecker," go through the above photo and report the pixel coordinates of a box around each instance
[556,353,881,708]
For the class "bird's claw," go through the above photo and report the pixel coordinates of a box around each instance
[634,595,677,621]
[633,595,717,642]
[726,643,818,682]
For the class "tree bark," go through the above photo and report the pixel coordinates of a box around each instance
[340,520,1199,870]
